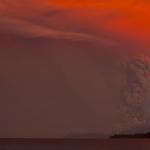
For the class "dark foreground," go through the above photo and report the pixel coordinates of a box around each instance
[0,139,150,150]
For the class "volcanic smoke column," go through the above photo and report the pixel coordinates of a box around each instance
[117,55,150,132]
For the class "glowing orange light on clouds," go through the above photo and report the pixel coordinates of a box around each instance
[65,0,150,55]
[102,1,150,49]
[47,0,133,8]
[47,0,150,52]
[1,0,150,54]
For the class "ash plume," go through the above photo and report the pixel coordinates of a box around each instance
[117,55,150,133]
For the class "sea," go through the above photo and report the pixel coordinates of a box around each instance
[0,139,150,150]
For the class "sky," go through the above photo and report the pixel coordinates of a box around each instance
[0,0,150,138]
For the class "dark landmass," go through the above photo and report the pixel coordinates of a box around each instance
[110,132,150,138]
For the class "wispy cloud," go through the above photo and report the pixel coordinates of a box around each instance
[0,18,96,41]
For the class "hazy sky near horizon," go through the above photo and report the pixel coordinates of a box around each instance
[0,0,150,138]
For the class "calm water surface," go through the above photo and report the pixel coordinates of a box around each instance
[0,139,150,150]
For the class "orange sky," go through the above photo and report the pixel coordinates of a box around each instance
[47,0,150,51]
[0,0,150,54]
